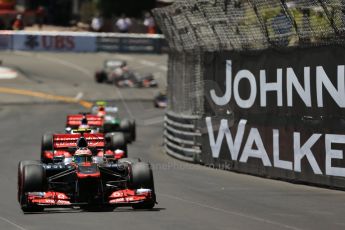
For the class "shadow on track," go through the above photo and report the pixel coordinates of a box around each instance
[23,207,165,215]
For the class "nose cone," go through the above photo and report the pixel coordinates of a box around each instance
[76,164,100,179]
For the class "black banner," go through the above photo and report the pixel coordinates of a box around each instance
[97,37,168,53]
[202,46,345,188]
[204,46,345,118]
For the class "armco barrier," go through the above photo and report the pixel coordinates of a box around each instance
[164,110,202,163]
[0,31,167,53]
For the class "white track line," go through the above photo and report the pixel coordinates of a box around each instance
[28,52,133,119]
[12,51,171,119]
[74,92,84,101]
[0,67,18,79]
[143,116,164,126]
[160,193,302,230]
[38,55,93,77]
[40,54,134,118]
[13,51,92,77]
[114,88,134,119]
[0,216,27,230]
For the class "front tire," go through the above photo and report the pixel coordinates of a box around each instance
[19,164,46,212]
[129,162,155,209]
[95,71,106,83]
[17,160,40,202]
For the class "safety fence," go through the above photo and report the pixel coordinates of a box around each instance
[153,0,345,189]
[0,31,167,53]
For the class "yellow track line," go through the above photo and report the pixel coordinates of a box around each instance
[0,87,93,109]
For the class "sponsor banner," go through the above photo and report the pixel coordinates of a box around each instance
[204,46,345,117]
[97,36,167,53]
[0,33,12,50]
[204,117,345,178]
[202,46,345,187]
[12,33,97,52]
[121,37,156,52]
[0,31,165,53]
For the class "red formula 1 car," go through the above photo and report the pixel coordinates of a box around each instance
[40,129,127,163]
[95,60,158,88]
[66,107,136,143]
[18,132,156,212]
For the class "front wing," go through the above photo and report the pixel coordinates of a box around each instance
[26,189,153,207]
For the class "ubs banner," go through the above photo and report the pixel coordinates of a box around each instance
[12,33,97,52]
[202,46,345,188]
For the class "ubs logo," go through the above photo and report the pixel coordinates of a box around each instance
[25,35,39,49]
[24,35,75,50]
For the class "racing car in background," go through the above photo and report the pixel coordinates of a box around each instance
[65,102,136,143]
[94,59,158,88]
[18,130,156,212]
[65,114,135,142]
[154,91,167,108]
[40,129,128,163]
[91,101,136,141]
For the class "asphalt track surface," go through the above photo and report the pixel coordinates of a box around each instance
[0,51,168,104]
[0,52,345,230]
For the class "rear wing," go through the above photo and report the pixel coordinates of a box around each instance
[91,106,118,114]
[66,114,103,127]
[53,133,105,149]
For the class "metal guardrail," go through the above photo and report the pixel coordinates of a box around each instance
[163,110,202,163]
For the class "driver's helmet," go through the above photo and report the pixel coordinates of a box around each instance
[79,117,89,129]
[122,65,129,72]
[97,106,106,118]
[113,67,123,77]
[73,148,92,163]
[65,127,72,133]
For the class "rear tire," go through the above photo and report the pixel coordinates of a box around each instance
[129,162,155,209]
[120,119,132,143]
[129,120,136,142]
[95,71,106,83]
[154,101,159,108]
[41,133,53,163]
[106,133,128,157]
[103,122,119,134]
